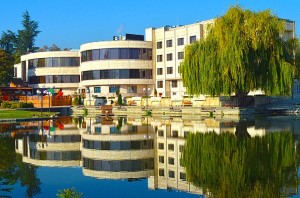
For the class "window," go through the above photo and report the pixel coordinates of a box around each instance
[167,53,173,61]
[127,86,137,93]
[157,81,163,88]
[94,87,101,93]
[159,156,164,163]
[159,169,165,176]
[168,144,174,151]
[179,145,184,152]
[158,130,164,136]
[157,68,163,75]
[177,37,184,46]
[157,55,163,62]
[109,86,119,93]
[166,39,172,47]
[190,35,196,43]
[172,130,178,137]
[14,67,17,77]
[169,170,175,178]
[168,157,175,165]
[167,67,173,74]
[158,143,164,150]
[172,80,177,88]
[180,172,186,181]
[178,52,184,60]
[157,41,162,49]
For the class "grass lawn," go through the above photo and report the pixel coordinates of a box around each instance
[0,109,57,119]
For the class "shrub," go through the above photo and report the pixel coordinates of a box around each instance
[1,101,11,108]
[72,97,79,106]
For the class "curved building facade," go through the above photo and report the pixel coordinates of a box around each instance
[79,40,154,98]
[21,51,80,95]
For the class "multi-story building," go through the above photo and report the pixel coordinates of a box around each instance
[145,19,214,98]
[14,19,296,100]
[79,35,153,99]
[19,51,80,95]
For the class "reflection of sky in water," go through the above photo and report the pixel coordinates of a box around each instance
[9,167,198,198]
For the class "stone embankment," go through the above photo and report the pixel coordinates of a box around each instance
[71,105,254,117]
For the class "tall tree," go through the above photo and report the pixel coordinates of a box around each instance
[179,6,297,106]
[0,50,14,87]
[17,10,41,55]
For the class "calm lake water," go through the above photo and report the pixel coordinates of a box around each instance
[1,115,300,197]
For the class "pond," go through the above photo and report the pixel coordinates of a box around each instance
[0,115,300,197]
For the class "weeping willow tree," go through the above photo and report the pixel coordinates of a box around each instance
[181,132,298,197]
[179,6,298,106]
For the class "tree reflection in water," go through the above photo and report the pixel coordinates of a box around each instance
[0,135,41,198]
[181,131,298,197]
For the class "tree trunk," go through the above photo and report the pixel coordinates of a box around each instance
[236,90,248,107]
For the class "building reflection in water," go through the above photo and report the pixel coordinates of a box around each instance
[13,115,300,196]
[15,116,81,167]
[82,116,154,180]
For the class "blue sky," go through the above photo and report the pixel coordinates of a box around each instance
[1,0,299,49]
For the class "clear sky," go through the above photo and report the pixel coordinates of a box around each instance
[1,0,299,50]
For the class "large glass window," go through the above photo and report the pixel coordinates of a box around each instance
[81,69,152,80]
[81,48,152,62]
[28,75,79,84]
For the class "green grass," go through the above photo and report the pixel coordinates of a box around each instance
[0,109,57,119]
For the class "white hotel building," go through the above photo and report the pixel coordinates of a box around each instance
[14,19,296,99]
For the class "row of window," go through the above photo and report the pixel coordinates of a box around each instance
[83,139,154,150]
[157,67,177,75]
[156,80,177,88]
[81,69,152,80]
[93,86,137,94]
[29,134,81,143]
[157,52,184,62]
[158,142,184,151]
[28,57,80,68]
[158,169,186,180]
[83,158,154,172]
[156,35,196,49]
[81,48,152,62]
[28,75,80,84]
[29,150,81,160]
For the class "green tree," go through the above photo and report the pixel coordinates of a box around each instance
[0,30,17,54]
[17,10,41,55]
[0,50,14,87]
[179,6,297,106]
[118,93,122,106]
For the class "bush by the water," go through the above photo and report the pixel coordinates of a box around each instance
[1,101,34,109]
